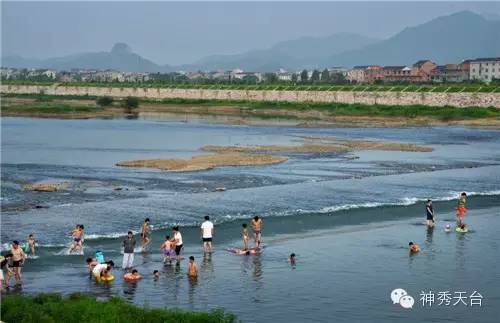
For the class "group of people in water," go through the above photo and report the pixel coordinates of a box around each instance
[409,192,469,253]
[0,192,470,288]
[82,215,267,283]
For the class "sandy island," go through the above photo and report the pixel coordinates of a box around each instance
[116,137,432,172]
[117,153,289,172]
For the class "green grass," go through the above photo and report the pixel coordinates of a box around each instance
[1,293,237,323]
[3,93,499,121]
[153,98,500,120]
[1,103,102,114]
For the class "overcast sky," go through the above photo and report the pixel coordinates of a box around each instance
[2,1,499,65]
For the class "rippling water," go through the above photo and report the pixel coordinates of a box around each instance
[1,117,500,322]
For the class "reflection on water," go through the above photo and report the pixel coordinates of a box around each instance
[122,281,139,302]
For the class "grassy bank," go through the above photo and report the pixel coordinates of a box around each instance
[1,293,237,323]
[2,93,500,126]
[154,98,500,121]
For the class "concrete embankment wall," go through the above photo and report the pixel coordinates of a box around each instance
[1,84,499,108]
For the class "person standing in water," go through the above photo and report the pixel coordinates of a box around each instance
[456,192,467,226]
[242,223,249,250]
[200,216,214,253]
[27,234,36,256]
[160,235,174,263]
[140,218,151,252]
[9,241,26,286]
[426,199,435,227]
[172,226,183,262]
[188,256,198,277]
[122,231,136,269]
[69,225,84,253]
[251,216,263,248]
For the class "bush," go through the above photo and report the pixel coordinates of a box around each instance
[96,96,114,107]
[1,293,237,323]
[123,96,139,111]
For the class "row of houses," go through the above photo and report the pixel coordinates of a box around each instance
[346,57,500,84]
[2,57,499,84]
[0,68,151,83]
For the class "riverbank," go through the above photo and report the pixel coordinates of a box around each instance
[2,83,500,108]
[0,293,236,323]
[2,94,500,128]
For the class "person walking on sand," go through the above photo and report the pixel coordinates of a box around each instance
[456,192,467,226]
[251,216,263,248]
[200,216,214,253]
[172,226,183,262]
[9,241,26,286]
[140,218,151,252]
[426,199,435,227]
[122,231,136,269]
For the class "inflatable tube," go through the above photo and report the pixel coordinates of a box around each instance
[456,227,468,233]
[123,273,142,282]
[100,275,114,282]
[22,244,31,253]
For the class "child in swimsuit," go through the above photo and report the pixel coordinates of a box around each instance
[409,242,420,253]
[26,234,37,256]
[188,256,198,277]
[456,192,467,226]
[10,241,26,286]
[69,225,84,252]
[160,235,174,263]
[242,223,249,250]
[140,218,151,252]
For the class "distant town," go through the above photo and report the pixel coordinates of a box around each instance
[2,57,499,85]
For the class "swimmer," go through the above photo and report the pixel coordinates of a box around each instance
[456,192,467,226]
[251,216,263,248]
[92,260,114,282]
[123,269,142,281]
[289,253,296,265]
[153,270,160,280]
[140,218,151,252]
[27,234,36,256]
[227,247,261,256]
[426,199,435,227]
[242,223,249,250]
[86,257,98,277]
[188,256,198,278]
[445,224,451,233]
[69,225,84,253]
[160,235,174,264]
[457,223,468,233]
[9,241,26,286]
[409,242,420,253]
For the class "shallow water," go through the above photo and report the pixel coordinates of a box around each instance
[1,116,500,322]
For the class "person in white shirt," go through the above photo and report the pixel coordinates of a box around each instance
[172,226,183,262]
[200,216,214,253]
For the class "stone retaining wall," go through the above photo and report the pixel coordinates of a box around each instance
[2,84,499,108]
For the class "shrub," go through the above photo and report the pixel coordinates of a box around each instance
[96,96,114,107]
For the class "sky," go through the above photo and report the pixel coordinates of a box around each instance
[2,1,499,65]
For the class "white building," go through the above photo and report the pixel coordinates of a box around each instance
[469,57,500,82]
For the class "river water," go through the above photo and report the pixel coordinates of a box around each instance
[1,116,500,322]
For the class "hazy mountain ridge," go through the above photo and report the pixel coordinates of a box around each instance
[2,11,499,72]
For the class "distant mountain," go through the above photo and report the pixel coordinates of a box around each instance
[327,11,500,67]
[189,33,378,71]
[2,11,499,72]
[2,43,171,73]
